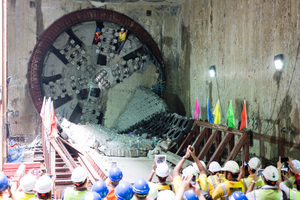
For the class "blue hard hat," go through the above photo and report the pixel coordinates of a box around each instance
[96,28,100,32]
[0,173,9,192]
[115,181,134,200]
[183,189,198,200]
[109,166,123,182]
[133,178,149,194]
[229,191,248,200]
[91,180,109,198]
[82,191,102,200]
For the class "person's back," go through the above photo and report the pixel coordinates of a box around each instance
[14,173,37,200]
[106,166,123,200]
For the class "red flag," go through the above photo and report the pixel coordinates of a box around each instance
[240,100,248,130]
[50,101,58,136]
[194,99,201,120]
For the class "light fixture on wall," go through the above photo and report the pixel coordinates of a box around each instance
[209,65,216,77]
[274,54,284,70]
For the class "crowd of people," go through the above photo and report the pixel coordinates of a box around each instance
[0,145,299,200]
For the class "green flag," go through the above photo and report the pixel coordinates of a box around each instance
[227,101,236,129]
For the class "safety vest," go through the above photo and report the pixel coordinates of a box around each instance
[284,176,295,189]
[106,185,117,200]
[289,188,300,200]
[254,188,283,200]
[155,183,174,192]
[118,32,126,42]
[14,191,36,200]
[220,180,246,200]
[243,175,265,190]
[63,187,88,200]
[0,197,12,200]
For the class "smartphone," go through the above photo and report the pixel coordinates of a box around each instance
[281,157,288,163]
[257,169,264,175]
[190,174,196,186]
[243,161,248,166]
[155,155,166,165]
[190,146,194,151]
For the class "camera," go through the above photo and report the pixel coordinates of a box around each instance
[281,157,288,163]
[190,147,194,151]
[190,174,196,186]
[243,161,248,166]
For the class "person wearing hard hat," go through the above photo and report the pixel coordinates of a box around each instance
[106,166,123,200]
[174,175,206,200]
[172,145,207,194]
[192,160,209,193]
[91,180,109,199]
[147,182,158,200]
[32,175,53,200]
[284,159,300,189]
[212,160,246,200]
[82,191,102,200]
[0,172,12,200]
[132,178,151,200]
[93,28,101,44]
[147,162,173,192]
[114,181,134,200]
[61,167,89,200]
[156,190,176,200]
[207,161,225,195]
[246,165,283,200]
[240,157,265,190]
[117,27,128,54]
[228,191,248,200]
[14,173,37,200]
[278,157,300,200]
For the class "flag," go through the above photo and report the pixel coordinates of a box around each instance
[227,101,236,129]
[40,96,46,122]
[44,97,52,131]
[207,98,213,123]
[50,101,58,136]
[194,99,201,120]
[240,100,248,130]
[213,100,221,124]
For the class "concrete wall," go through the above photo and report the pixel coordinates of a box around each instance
[6,0,300,160]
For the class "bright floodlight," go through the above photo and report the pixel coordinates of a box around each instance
[274,54,284,70]
[209,65,216,77]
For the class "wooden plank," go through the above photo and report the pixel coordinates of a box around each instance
[205,129,212,161]
[243,140,249,162]
[197,130,219,160]
[78,154,100,184]
[226,132,249,162]
[165,151,193,169]
[228,134,235,155]
[194,121,243,136]
[192,128,208,156]
[216,132,222,163]
[176,124,198,155]
[209,133,234,164]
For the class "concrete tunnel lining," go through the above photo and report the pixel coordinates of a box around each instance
[28,8,166,126]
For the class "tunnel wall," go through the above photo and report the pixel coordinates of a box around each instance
[6,0,300,162]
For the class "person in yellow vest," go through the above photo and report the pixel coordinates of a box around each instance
[0,172,12,200]
[246,165,283,200]
[240,157,265,190]
[14,173,37,200]
[117,28,128,54]
[106,166,123,200]
[278,157,300,200]
[284,159,300,189]
[193,160,209,193]
[172,145,206,194]
[31,175,54,200]
[61,167,89,200]
[147,162,173,192]
[207,161,225,195]
[212,160,246,200]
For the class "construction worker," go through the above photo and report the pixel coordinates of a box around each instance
[82,191,102,200]
[175,175,205,200]
[193,161,209,192]
[156,190,176,200]
[147,182,158,199]
[284,159,300,189]
[246,165,283,199]
[61,166,89,200]
[106,166,123,200]
[132,178,151,200]
[91,180,109,199]
[228,191,248,200]
[0,172,12,200]
[207,161,225,195]
[147,162,173,191]
[14,173,37,199]
[117,28,128,54]
[278,157,300,200]
[212,160,246,200]
[32,175,53,200]
[114,181,134,200]
[241,157,264,190]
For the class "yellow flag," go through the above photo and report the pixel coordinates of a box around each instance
[213,100,221,124]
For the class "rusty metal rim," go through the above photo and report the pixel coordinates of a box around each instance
[28,8,165,113]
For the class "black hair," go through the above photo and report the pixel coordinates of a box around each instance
[37,192,51,199]
[250,168,256,174]
[135,193,148,199]
[231,173,239,179]
[74,179,87,187]
[158,176,166,183]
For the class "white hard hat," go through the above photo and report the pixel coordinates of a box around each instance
[20,174,37,192]
[289,160,300,173]
[121,28,125,31]
[208,161,222,173]
[192,161,207,173]
[71,167,88,182]
[182,166,198,180]
[156,190,175,200]
[262,166,279,182]
[221,160,240,174]
[248,157,261,170]
[156,163,170,178]
[148,182,158,199]
[35,175,53,194]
